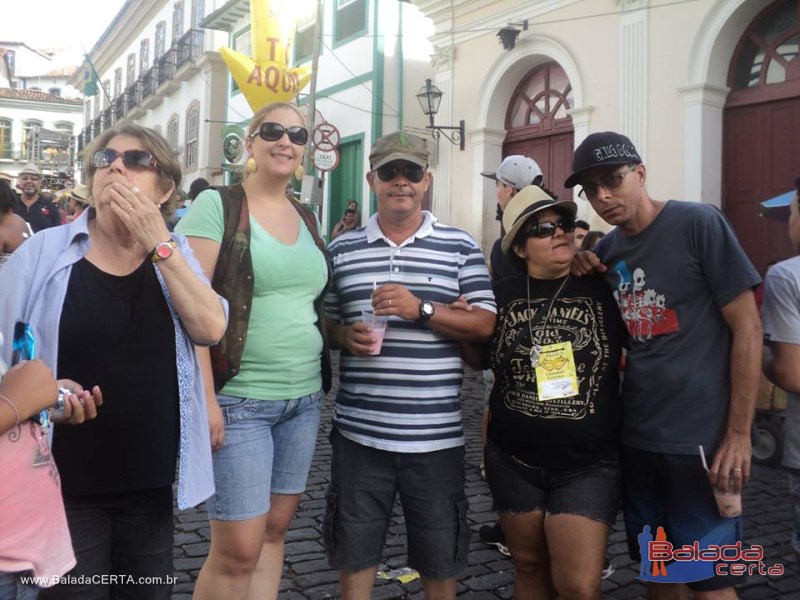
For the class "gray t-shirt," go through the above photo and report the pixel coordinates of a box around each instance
[594,200,761,454]
[761,255,800,469]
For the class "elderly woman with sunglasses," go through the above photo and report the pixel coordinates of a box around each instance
[484,186,627,600]
[0,123,227,600]
[176,102,331,600]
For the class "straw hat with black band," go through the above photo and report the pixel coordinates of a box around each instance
[501,186,577,254]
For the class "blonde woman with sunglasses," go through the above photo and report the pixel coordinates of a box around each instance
[177,102,332,600]
[0,123,227,600]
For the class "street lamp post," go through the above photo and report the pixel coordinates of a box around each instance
[415,78,465,151]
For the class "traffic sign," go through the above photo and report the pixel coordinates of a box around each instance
[312,148,339,172]
[312,122,340,152]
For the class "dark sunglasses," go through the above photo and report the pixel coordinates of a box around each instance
[579,166,637,199]
[91,148,159,171]
[250,122,309,146]
[375,162,426,184]
[523,218,576,239]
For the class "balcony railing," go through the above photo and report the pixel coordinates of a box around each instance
[141,65,158,100]
[126,81,141,112]
[114,95,126,121]
[80,30,207,148]
[157,50,176,87]
[175,29,204,71]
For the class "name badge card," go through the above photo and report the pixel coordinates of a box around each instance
[535,341,579,401]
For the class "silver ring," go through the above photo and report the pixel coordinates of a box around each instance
[127,206,134,213]
[732,468,742,472]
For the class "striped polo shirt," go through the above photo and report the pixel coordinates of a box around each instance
[325,211,496,453]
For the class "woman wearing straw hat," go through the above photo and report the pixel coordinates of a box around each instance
[484,185,627,600]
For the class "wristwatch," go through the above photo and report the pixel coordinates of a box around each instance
[418,300,435,323]
[151,240,177,263]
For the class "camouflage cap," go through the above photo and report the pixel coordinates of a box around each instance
[369,131,429,171]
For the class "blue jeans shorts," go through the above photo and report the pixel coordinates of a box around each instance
[484,443,621,526]
[208,389,323,521]
[622,446,743,592]
[323,429,470,580]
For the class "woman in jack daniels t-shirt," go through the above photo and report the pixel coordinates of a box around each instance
[485,186,626,599]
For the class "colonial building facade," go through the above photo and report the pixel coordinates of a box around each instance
[410,0,798,272]
[75,0,230,192]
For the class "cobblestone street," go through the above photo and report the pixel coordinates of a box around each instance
[171,362,799,599]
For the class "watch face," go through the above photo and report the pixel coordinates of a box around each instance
[422,301,435,316]
[156,242,173,259]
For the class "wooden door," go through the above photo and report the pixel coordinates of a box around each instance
[723,0,800,273]
[723,99,798,272]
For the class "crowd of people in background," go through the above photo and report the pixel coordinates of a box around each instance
[0,110,796,600]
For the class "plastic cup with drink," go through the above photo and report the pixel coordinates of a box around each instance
[699,445,742,518]
[361,309,388,355]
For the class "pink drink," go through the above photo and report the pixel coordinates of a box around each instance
[713,488,742,518]
[368,325,387,355]
[361,309,388,356]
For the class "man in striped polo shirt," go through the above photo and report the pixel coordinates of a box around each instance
[323,131,497,600]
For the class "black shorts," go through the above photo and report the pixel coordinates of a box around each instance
[323,429,469,579]
[622,446,743,592]
[484,443,621,526]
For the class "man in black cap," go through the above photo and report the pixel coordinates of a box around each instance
[568,132,762,599]
[14,163,61,232]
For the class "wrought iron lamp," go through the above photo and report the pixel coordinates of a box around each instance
[497,19,529,51]
[416,79,465,151]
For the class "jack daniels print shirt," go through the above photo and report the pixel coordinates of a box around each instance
[488,273,628,470]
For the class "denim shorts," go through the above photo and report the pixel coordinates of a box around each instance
[621,446,743,592]
[484,443,621,526]
[207,389,323,521]
[323,430,470,579]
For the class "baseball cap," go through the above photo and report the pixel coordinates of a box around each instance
[369,131,429,170]
[481,155,543,190]
[18,163,42,178]
[564,131,642,188]
[501,185,577,254]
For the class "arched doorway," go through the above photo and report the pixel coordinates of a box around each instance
[723,0,800,273]
[502,62,574,201]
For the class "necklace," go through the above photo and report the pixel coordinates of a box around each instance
[527,274,570,368]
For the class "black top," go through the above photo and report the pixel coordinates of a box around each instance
[55,257,179,496]
[489,237,524,283]
[14,195,61,232]
[488,274,627,469]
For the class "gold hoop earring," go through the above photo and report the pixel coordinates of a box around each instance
[245,157,257,175]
